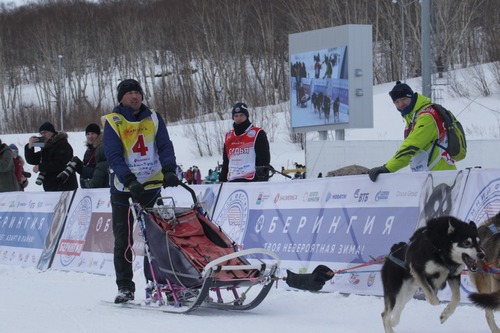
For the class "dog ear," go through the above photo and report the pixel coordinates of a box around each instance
[448,220,456,235]
[426,216,455,241]
[468,221,477,231]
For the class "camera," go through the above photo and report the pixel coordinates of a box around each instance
[22,171,32,178]
[32,136,45,148]
[57,156,80,182]
[35,172,46,186]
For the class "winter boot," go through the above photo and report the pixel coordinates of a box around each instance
[114,289,134,304]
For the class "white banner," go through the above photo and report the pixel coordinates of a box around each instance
[0,191,72,269]
[3,168,497,301]
[50,189,146,275]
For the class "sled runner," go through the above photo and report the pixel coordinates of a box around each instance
[128,182,280,313]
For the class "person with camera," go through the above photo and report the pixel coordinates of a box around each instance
[0,139,21,192]
[24,122,78,191]
[103,79,179,304]
[57,123,109,188]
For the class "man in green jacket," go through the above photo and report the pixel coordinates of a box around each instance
[368,81,456,182]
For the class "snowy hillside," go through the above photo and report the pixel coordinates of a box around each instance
[3,64,499,192]
[1,66,500,332]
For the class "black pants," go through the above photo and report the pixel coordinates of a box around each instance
[111,190,160,292]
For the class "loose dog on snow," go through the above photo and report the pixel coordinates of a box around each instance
[468,212,500,333]
[381,216,484,333]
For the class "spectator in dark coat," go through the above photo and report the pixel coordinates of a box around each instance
[75,123,101,188]
[81,130,109,188]
[0,139,20,192]
[24,122,78,191]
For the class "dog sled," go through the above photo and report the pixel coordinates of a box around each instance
[128,182,280,313]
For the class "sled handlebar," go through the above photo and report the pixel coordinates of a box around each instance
[259,165,292,179]
[142,180,198,205]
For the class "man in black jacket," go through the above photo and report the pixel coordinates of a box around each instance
[76,123,101,188]
[219,102,270,182]
[24,122,78,191]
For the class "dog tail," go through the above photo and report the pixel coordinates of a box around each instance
[469,290,500,310]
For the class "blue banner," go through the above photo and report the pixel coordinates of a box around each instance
[243,206,419,263]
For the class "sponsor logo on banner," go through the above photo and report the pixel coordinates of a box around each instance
[375,190,390,201]
[256,192,270,205]
[274,193,298,203]
[57,196,92,266]
[465,177,500,224]
[353,189,369,202]
[325,192,347,202]
[367,272,377,287]
[214,190,249,247]
[96,199,106,209]
[303,192,320,202]
[395,190,418,197]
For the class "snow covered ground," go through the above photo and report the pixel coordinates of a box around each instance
[0,265,492,333]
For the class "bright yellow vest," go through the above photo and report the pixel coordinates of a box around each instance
[103,112,163,191]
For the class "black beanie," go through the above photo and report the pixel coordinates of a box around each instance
[117,79,144,103]
[85,123,101,135]
[231,102,250,119]
[389,81,414,102]
[39,122,56,133]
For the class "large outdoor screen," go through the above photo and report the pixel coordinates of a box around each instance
[291,46,348,127]
[289,25,373,133]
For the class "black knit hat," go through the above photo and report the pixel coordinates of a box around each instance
[389,81,414,102]
[231,102,249,119]
[85,123,101,135]
[117,79,144,103]
[39,122,56,134]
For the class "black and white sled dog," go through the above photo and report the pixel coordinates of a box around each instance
[381,216,484,333]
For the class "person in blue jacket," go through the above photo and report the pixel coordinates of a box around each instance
[102,79,180,304]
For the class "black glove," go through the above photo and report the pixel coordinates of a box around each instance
[163,171,179,187]
[368,165,390,182]
[72,156,83,173]
[255,166,270,181]
[127,180,144,200]
[218,171,227,182]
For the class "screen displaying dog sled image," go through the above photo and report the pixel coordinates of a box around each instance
[131,182,280,313]
[289,24,373,133]
[290,47,349,129]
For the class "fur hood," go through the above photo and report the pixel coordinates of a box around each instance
[84,132,103,150]
[92,133,103,149]
[44,131,69,149]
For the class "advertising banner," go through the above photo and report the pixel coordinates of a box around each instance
[453,168,500,298]
[51,189,145,275]
[212,173,430,295]
[0,191,72,268]
[2,168,496,301]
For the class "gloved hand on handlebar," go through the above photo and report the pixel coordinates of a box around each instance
[163,170,179,187]
[124,176,144,200]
